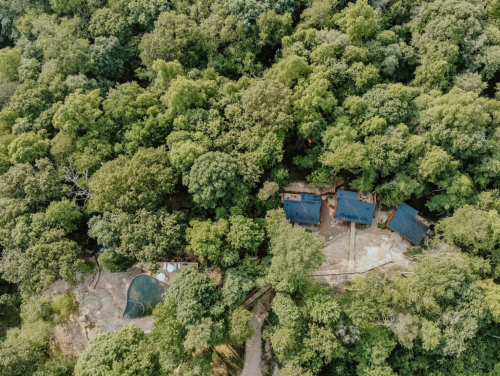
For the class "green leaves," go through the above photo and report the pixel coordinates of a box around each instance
[8,131,49,164]
[89,209,185,270]
[74,324,161,376]
[334,0,381,42]
[89,36,125,80]
[88,147,176,213]
[265,209,325,294]
[186,218,230,265]
[0,212,83,295]
[437,205,500,252]
[2,0,500,374]
[139,11,201,69]
[186,215,263,267]
[52,89,105,138]
[184,152,238,209]
[0,48,21,82]
[227,306,253,346]
[46,198,81,232]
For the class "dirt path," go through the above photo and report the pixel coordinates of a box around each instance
[241,312,265,376]
[240,290,275,376]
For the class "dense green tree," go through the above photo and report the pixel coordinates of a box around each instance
[184,152,238,209]
[0,212,83,295]
[8,131,49,164]
[0,158,63,208]
[0,295,54,376]
[74,324,161,376]
[227,306,253,346]
[89,36,125,80]
[33,355,76,376]
[186,218,230,265]
[186,215,263,267]
[88,147,176,213]
[52,89,111,139]
[88,209,185,270]
[2,0,500,374]
[265,209,325,294]
[139,11,201,69]
[0,48,21,82]
[334,0,380,42]
[222,268,254,306]
[0,320,52,376]
[89,8,131,42]
[223,0,296,25]
[50,0,82,15]
[45,198,81,232]
[103,82,159,128]
[97,250,135,273]
[227,215,264,253]
[166,131,211,176]
[127,0,171,30]
[240,79,293,132]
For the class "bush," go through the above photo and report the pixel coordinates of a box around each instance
[78,261,95,275]
[20,295,53,324]
[51,292,77,320]
[98,250,135,273]
[34,354,76,376]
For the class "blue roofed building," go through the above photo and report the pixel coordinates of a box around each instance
[387,203,430,245]
[284,193,322,225]
[334,190,375,225]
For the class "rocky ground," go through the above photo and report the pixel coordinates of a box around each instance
[44,264,155,355]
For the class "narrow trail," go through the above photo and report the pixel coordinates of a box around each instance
[240,289,275,376]
[240,311,265,376]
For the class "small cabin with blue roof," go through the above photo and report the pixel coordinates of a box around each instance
[284,193,322,225]
[334,189,375,225]
[387,203,430,245]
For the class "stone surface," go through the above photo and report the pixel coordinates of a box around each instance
[45,265,159,355]
[315,209,416,287]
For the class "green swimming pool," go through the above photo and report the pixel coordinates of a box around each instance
[123,275,169,319]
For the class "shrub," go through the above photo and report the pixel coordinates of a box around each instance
[98,250,135,273]
[21,296,53,324]
[51,292,77,320]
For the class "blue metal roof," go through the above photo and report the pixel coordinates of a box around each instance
[284,194,321,224]
[398,203,418,217]
[301,193,322,203]
[337,189,359,201]
[388,205,429,245]
[335,197,375,225]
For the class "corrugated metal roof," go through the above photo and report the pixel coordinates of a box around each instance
[337,189,359,201]
[301,193,322,202]
[284,194,321,224]
[335,197,375,225]
[388,205,429,245]
[398,203,418,217]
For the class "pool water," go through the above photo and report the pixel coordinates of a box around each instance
[123,275,169,319]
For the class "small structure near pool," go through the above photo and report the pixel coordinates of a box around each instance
[334,189,376,225]
[386,203,431,245]
[123,275,169,319]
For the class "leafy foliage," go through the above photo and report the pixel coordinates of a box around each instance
[2,0,500,373]
[74,324,161,376]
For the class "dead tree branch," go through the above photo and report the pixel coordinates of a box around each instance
[58,161,92,206]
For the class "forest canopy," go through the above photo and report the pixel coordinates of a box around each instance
[1,0,500,375]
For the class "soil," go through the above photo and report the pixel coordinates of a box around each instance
[318,198,351,241]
